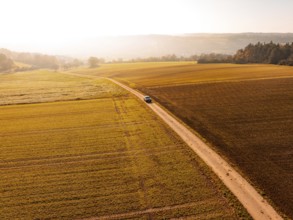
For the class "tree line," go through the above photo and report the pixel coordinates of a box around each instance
[0,48,59,70]
[3,41,293,72]
[106,54,199,63]
[0,48,85,72]
[197,53,233,63]
[233,42,293,65]
[198,42,293,66]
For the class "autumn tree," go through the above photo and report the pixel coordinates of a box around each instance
[233,42,293,66]
[0,53,14,71]
[88,57,100,68]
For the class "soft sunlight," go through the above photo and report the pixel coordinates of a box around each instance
[1,0,293,53]
[1,1,293,219]
[2,0,195,41]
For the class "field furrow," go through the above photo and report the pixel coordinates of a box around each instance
[0,70,250,219]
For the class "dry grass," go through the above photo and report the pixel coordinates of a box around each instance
[0,70,250,219]
[0,70,126,105]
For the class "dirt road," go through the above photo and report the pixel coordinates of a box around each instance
[62,72,283,219]
[107,78,283,220]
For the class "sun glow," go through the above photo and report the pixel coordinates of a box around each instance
[2,0,194,41]
[1,0,293,53]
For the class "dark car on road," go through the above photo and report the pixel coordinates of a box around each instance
[144,96,152,103]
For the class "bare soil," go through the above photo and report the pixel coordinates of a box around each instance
[144,78,293,218]
[108,78,283,220]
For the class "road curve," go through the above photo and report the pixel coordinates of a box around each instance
[107,78,283,220]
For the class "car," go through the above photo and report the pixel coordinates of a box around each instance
[143,96,152,103]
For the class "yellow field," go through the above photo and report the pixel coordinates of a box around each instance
[0,71,250,219]
[71,62,293,87]
[0,70,126,105]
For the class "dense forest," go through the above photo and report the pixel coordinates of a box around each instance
[233,42,293,65]
[198,42,293,66]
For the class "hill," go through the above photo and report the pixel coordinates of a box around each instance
[2,33,293,62]
[58,33,293,59]
[0,48,59,70]
[0,48,83,71]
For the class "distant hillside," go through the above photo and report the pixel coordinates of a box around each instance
[2,33,293,62]
[63,33,293,59]
[0,48,83,71]
[0,48,59,70]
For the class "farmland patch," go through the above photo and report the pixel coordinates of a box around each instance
[146,78,293,218]
[0,93,248,219]
[0,70,126,105]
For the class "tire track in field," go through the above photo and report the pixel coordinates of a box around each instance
[112,96,152,217]
[0,146,181,170]
[0,121,143,137]
[62,72,283,219]
[81,198,219,220]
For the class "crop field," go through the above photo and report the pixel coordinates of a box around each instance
[0,71,249,219]
[0,70,125,105]
[72,62,293,87]
[84,62,293,218]
[147,79,293,218]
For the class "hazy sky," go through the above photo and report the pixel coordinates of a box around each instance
[1,0,293,52]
